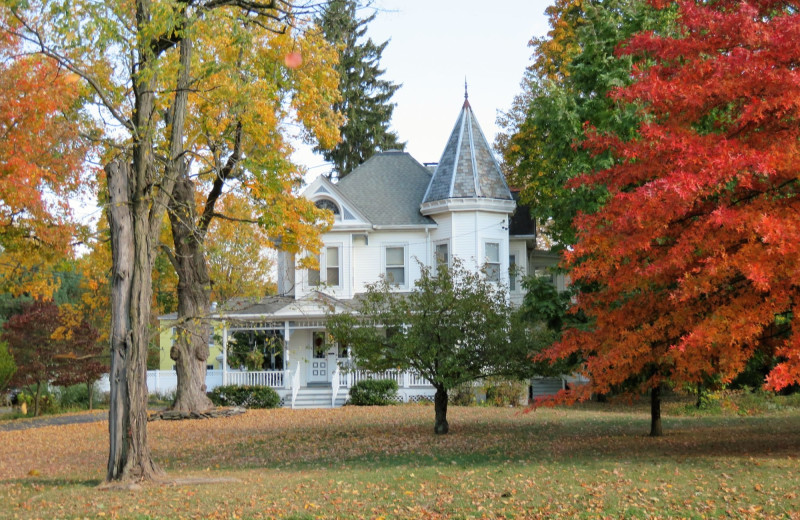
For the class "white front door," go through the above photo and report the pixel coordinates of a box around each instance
[308,332,329,384]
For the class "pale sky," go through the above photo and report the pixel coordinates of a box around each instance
[299,0,552,178]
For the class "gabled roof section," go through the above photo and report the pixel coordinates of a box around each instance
[423,99,513,204]
[303,174,371,227]
[336,151,436,227]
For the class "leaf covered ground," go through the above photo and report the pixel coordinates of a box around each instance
[1,403,799,519]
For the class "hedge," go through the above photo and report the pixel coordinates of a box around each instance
[208,385,281,408]
[348,378,399,406]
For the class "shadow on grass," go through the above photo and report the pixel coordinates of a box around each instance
[160,406,800,474]
[5,477,103,488]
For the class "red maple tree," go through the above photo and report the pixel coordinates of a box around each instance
[3,301,104,415]
[544,0,800,434]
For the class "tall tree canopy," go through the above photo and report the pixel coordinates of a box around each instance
[2,0,341,482]
[0,21,93,299]
[544,0,800,435]
[315,0,404,178]
[161,9,341,415]
[496,0,673,246]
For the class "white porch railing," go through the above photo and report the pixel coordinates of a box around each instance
[225,370,283,388]
[97,366,432,399]
[345,368,430,388]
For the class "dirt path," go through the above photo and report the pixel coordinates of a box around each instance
[0,410,108,432]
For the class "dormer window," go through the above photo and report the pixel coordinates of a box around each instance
[315,198,340,218]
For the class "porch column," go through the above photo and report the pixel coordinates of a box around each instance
[284,320,291,390]
[222,322,228,386]
[347,346,353,387]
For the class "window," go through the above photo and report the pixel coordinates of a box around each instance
[309,247,340,287]
[485,242,500,282]
[315,198,340,218]
[313,331,327,359]
[435,242,449,272]
[509,254,517,291]
[308,254,320,286]
[385,246,406,285]
[326,246,340,286]
[534,266,555,285]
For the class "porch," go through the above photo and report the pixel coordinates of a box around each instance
[97,367,436,409]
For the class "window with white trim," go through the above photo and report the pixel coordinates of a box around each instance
[435,242,449,273]
[315,198,340,220]
[308,253,321,286]
[485,242,501,282]
[326,246,340,286]
[385,246,406,286]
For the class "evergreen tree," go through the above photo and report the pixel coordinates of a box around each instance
[316,0,405,179]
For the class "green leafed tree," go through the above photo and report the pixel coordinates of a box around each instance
[496,0,674,246]
[315,0,404,178]
[327,259,541,435]
[0,340,16,395]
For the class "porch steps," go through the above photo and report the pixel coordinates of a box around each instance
[286,386,348,409]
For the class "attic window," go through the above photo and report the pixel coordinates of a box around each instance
[315,199,340,217]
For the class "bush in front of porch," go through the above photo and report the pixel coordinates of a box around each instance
[348,379,399,406]
[208,385,280,409]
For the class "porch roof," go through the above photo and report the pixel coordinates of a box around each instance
[219,291,357,324]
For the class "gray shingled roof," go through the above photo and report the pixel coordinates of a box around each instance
[220,296,296,315]
[336,151,436,226]
[423,100,513,204]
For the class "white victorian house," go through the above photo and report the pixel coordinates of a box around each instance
[156,96,566,408]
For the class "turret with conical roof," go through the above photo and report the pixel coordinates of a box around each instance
[420,95,515,287]
[422,93,514,208]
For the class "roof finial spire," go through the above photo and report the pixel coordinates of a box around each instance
[464,77,469,100]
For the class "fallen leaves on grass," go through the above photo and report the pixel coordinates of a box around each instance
[1,405,799,518]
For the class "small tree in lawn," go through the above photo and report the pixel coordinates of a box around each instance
[2,300,106,414]
[2,301,65,415]
[51,305,106,410]
[328,259,536,435]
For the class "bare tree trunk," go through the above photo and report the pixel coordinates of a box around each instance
[105,160,163,483]
[160,36,214,415]
[650,384,663,437]
[34,382,41,417]
[434,386,449,435]
[87,381,94,411]
[168,175,214,414]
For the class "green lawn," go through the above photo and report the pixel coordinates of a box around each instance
[1,399,799,519]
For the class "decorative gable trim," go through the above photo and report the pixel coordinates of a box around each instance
[302,175,372,227]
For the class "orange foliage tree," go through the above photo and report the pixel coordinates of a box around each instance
[0,22,92,299]
[545,0,800,436]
